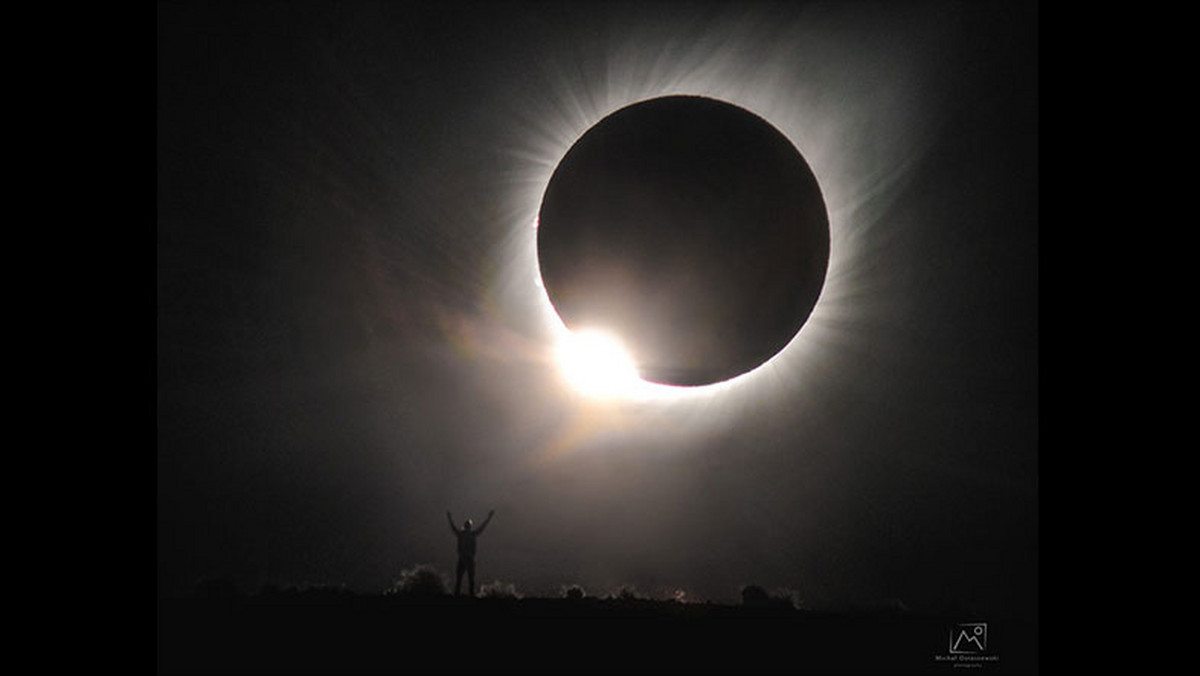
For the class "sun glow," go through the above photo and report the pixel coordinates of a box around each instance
[555,329,643,399]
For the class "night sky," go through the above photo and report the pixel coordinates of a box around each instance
[157,0,1037,619]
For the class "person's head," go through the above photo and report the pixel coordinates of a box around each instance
[463,518,473,531]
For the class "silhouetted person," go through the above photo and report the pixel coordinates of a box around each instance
[447,509,494,597]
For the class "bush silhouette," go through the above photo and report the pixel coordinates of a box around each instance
[741,584,770,606]
[385,564,449,599]
[741,584,795,610]
[478,580,522,599]
[610,584,643,601]
[561,584,586,600]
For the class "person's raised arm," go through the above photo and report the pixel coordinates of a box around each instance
[475,509,495,535]
[447,511,459,534]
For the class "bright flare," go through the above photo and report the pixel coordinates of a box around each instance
[555,329,643,398]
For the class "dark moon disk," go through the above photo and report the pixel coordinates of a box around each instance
[537,96,829,387]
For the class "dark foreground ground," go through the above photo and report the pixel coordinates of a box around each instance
[158,593,1037,675]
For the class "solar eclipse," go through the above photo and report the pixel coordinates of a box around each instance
[537,96,829,388]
